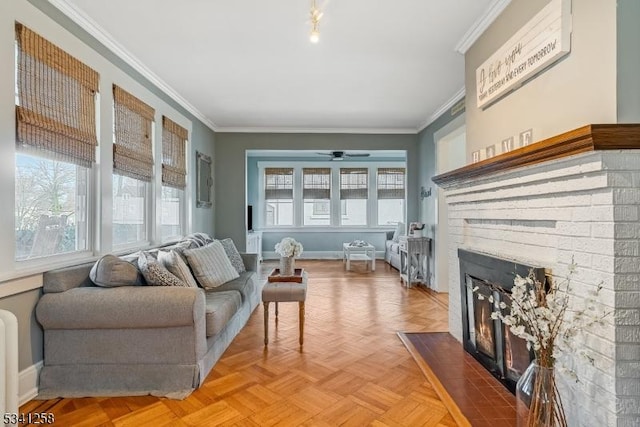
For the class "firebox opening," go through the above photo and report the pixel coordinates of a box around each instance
[459,249,545,393]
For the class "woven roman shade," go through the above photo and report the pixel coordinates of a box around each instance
[340,168,368,199]
[377,168,406,199]
[113,85,155,181]
[302,168,331,199]
[162,116,188,189]
[15,23,99,167]
[265,168,293,199]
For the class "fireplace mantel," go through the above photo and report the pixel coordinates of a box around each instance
[432,123,640,187]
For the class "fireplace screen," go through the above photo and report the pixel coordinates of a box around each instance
[465,275,532,392]
[502,294,531,381]
[472,283,496,359]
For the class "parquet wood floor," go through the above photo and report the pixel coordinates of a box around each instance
[21,260,455,426]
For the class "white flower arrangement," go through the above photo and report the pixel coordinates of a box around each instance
[474,260,610,372]
[274,237,303,258]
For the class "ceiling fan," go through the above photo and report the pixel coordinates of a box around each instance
[316,151,371,161]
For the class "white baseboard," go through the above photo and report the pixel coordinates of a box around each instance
[19,361,42,405]
[263,250,385,260]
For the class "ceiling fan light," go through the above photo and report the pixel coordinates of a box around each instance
[310,30,320,43]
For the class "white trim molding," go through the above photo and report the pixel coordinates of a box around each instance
[216,126,418,135]
[0,275,43,299]
[417,87,465,132]
[47,0,217,131]
[19,361,43,406]
[455,0,512,54]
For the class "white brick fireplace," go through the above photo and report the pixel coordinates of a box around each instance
[434,125,640,427]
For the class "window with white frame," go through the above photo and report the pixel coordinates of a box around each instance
[160,116,188,241]
[259,162,405,229]
[112,85,154,247]
[340,168,368,226]
[377,167,406,225]
[14,24,97,261]
[265,168,294,226]
[303,168,331,225]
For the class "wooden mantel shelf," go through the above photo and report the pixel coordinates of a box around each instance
[432,124,640,187]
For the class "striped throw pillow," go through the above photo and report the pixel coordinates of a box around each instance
[183,241,239,289]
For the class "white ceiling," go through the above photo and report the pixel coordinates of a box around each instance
[56,0,502,133]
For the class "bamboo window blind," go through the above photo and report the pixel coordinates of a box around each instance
[377,168,406,199]
[15,23,99,167]
[302,168,331,199]
[162,116,188,189]
[112,85,155,181]
[339,168,368,199]
[264,168,294,199]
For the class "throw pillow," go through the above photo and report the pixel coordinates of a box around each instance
[157,250,198,288]
[220,238,246,274]
[89,254,145,287]
[138,252,187,287]
[183,241,239,289]
[392,222,406,243]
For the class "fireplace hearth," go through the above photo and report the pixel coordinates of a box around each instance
[459,249,547,392]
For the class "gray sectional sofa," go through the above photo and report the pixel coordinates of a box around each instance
[35,239,261,399]
[384,230,401,270]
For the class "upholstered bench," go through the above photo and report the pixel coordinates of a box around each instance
[262,274,308,346]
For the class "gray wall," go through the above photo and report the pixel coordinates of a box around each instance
[465,0,617,158]
[617,0,640,122]
[216,133,419,250]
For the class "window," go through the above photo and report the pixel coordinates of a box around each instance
[377,167,405,225]
[303,168,331,225]
[15,154,90,260]
[112,175,147,246]
[340,168,368,226]
[14,23,98,261]
[112,85,154,247]
[265,168,293,226]
[161,116,188,241]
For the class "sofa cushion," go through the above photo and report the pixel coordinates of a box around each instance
[184,241,239,289]
[89,254,144,287]
[138,252,187,287]
[211,272,257,303]
[392,222,406,242]
[204,290,242,337]
[220,238,246,274]
[158,250,198,288]
[385,240,401,255]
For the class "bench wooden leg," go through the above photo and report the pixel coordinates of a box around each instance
[263,302,269,345]
[275,302,279,318]
[299,301,305,346]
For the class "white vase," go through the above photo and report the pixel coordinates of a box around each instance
[279,256,295,276]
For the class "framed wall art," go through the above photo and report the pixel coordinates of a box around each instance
[196,151,213,208]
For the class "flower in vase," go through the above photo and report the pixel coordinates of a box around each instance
[274,237,303,258]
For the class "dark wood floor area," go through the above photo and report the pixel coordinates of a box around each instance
[21,260,455,426]
[400,332,516,427]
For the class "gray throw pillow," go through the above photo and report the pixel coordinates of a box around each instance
[220,238,246,274]
[138,252,187,287]
[89,254,144,287]
[157,250,199,288]
[184,241,239,289]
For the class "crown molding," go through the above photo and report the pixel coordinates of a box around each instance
[417,87,465,133]
[454,0,512,54]
[47,0,218,131]
[216,126,418,135]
